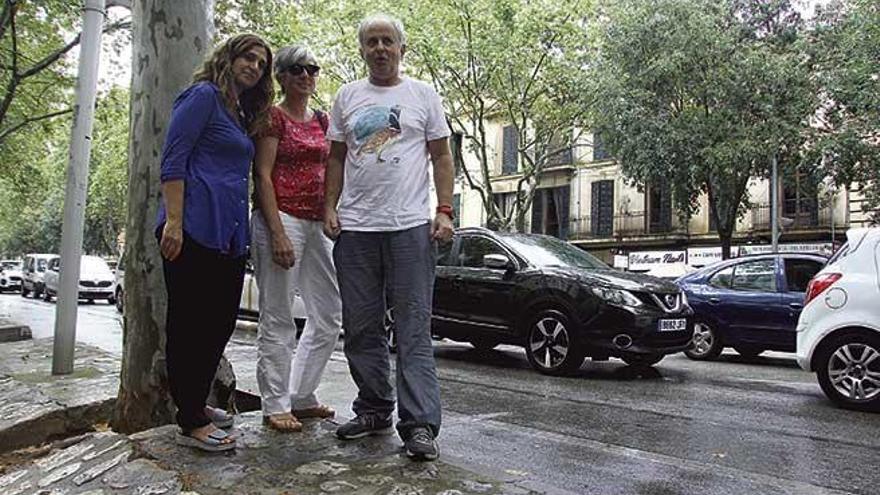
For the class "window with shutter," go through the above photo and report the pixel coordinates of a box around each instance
[502,125,518,175]
[591,180,614,236]
[531,190,544,234]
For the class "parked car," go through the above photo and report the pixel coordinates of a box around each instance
[21,253,59,298]
[421,227,693,375]
[796,228,880,412]
[0,259,23,292]
[677,252,826,360]
[43,255,116,304]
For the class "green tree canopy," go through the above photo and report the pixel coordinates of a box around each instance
[591,0,816,256]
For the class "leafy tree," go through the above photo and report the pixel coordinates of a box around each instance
[808,0,879,222]
[591,0,815,257]
[407,0,594,232]
[0,0,129,144]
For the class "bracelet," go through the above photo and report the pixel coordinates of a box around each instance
[436,204,455,220]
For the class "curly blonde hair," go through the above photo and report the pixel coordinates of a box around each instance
[192,34,274,137]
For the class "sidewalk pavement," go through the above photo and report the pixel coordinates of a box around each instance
[0,337,536,495]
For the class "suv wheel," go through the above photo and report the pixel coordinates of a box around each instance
[685,321,723,360]
[42,289,52,302]
[525,309,584,376]
[816,331,880,412]
[21,285,29,297]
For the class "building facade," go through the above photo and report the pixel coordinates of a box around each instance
[454,121,861,271]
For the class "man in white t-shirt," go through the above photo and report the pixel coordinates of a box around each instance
[323,13,454,462]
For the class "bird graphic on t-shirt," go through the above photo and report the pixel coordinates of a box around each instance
[353,105,401,162]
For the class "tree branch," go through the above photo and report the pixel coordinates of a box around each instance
[0,107,72,143]
[0,0,15,42]
[20,19,131,80]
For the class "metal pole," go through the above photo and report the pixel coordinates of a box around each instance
[771,154,779,253]
[53,0,106,375]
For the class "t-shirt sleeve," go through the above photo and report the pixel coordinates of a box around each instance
[160,83,216,182]
[424,86,451,142]
[261,106,284,140]
[327,87,347,143]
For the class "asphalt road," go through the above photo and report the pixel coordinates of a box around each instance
[2,292,877,494]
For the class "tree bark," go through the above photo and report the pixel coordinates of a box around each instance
[113,0,214,434]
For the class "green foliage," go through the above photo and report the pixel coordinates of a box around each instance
[0,88,129,257]
[809,0,880,220]
[406,0,594,231]
[591,0,816,253]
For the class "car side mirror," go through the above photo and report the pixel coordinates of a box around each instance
[483,254,511,270]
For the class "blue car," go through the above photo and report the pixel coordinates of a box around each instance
[677,253,826,360]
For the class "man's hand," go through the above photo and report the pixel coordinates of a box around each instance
[271,232,295,269]
[431,212,454,243]
[160,221,184,261]
[323,208,341,240]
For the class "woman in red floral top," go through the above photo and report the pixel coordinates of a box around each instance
[251,45,342,432]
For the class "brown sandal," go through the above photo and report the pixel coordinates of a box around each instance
[262,413,302,432]
[292,404,335,419]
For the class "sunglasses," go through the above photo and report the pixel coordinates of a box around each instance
[287,64,320,76]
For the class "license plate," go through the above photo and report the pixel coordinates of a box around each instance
[658,318,687,332]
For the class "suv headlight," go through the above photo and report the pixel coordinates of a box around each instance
[591,287,643,307]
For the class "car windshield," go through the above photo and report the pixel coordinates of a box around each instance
[1,261,20,270]
[501,234,608,270]
[82,256,111,274]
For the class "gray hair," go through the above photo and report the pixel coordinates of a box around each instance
[273,44,318,80]
[357,14,406,48]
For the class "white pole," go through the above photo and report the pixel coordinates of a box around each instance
[771,154,779,253]
[53,0,106,375]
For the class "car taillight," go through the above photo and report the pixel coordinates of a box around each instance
[804,273,842,306]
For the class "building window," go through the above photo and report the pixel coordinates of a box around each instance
[782,168,819,227]
[501,125,518,175]
[591,180,614,236]
[451,131,464,177]
[545,130,573,166]
[493,192,516,219]
[593,132,611,161]
[531,185,570,240]
[647,182,672,233]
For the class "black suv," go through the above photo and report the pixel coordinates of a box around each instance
[427,227,693,375]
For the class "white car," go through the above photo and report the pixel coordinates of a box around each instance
[21,253,59,298]
[43,255,117,304]
[796,227,880,412]
[239,261,307,328]
[0,260,23,292]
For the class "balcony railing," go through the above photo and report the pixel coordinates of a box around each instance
[751,199,838,231]
[569,211,687,240]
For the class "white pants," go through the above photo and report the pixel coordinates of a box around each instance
[251,211,342,415]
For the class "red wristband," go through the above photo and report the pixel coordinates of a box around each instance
[436,204,455,220]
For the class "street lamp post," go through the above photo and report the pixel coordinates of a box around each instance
[52,0,106,375]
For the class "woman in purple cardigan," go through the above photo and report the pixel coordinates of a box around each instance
[156,34,273,452]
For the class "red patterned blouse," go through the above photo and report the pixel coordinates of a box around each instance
[265,106,329,221]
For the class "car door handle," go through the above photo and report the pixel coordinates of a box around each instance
[789,302,803,310]
[708,297,721,304]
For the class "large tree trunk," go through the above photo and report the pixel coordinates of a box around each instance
[113,0,214,434]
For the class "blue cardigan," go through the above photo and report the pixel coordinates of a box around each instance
[156,82,253,257]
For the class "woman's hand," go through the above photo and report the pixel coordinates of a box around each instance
[271,231,295,269]
[160,221,184,261]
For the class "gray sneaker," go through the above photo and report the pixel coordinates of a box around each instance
[336,414,394,440]
[404,426,439,461]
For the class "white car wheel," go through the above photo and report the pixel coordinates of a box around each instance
[816,332,880,412]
